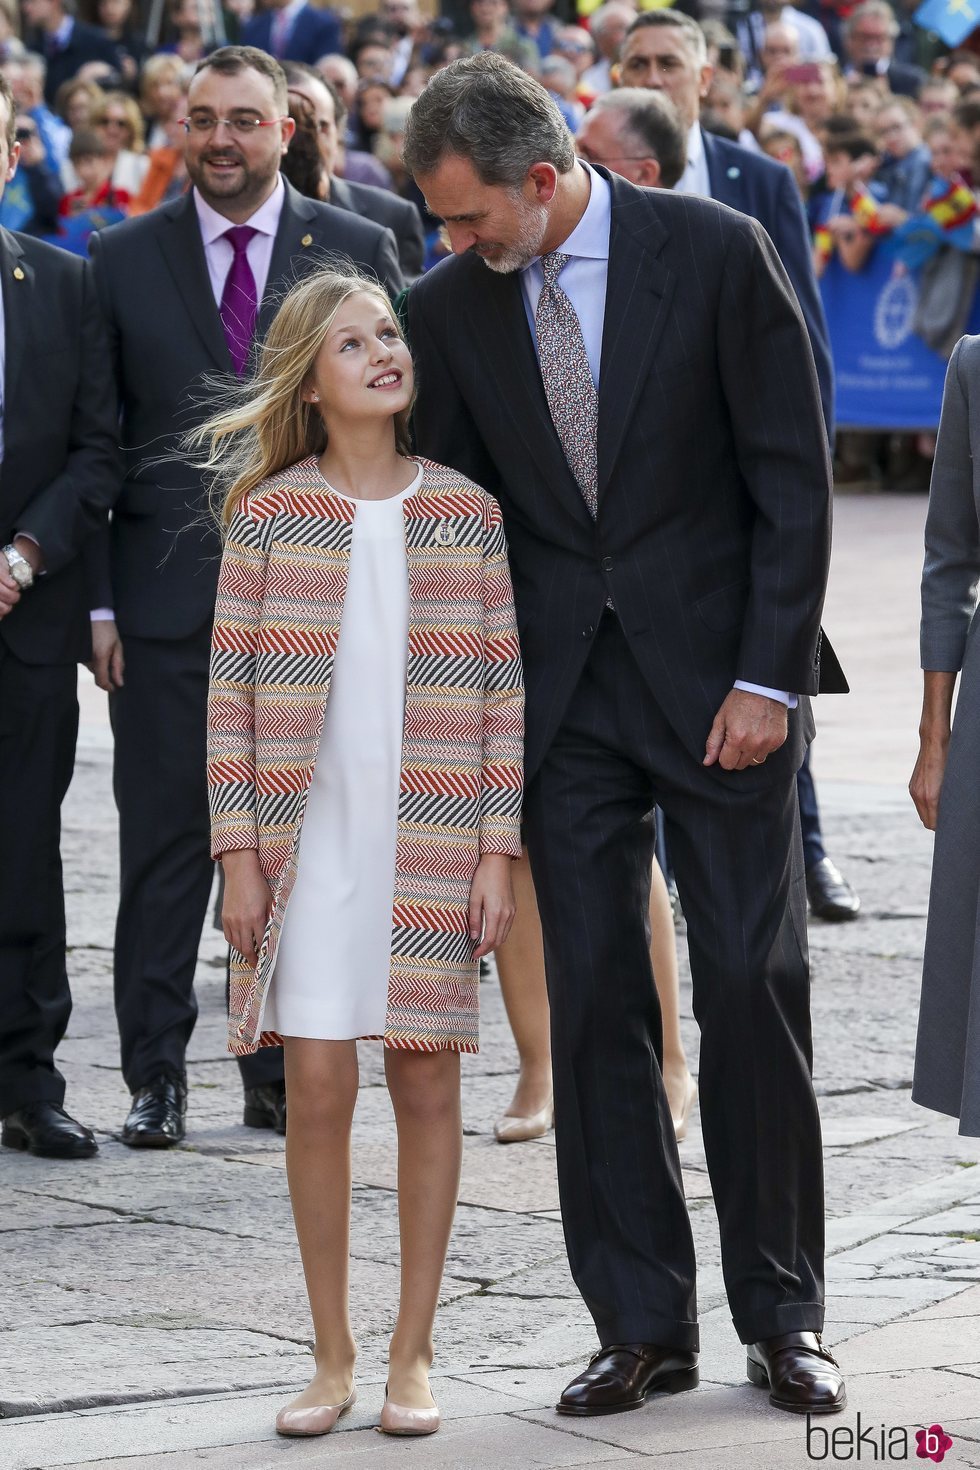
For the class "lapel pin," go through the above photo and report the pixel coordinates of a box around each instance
[300,233,313,247]
[435,520,456,546]
[726,166,740,180]
[13,266,24,279]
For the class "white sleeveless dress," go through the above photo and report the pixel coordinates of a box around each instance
[261,464,421,1040]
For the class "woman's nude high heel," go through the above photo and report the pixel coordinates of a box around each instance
[673,1074,698,1144]
[493,1095,554,1143]
[275,1383,356,1437]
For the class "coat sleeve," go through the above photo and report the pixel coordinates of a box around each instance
[208,497,273,858]
[479,495,524,858]
[716,214,832,695]
[920,337,980,673]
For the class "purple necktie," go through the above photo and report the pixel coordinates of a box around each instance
[220,226,258,376]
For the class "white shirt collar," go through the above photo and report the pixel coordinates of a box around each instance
[193,172,285,247]
[685,120,704,173]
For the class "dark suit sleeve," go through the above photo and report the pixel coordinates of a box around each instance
[15,258,121,578]
[397,205,425,280]
[766,166,835,440]
[372,226,405,298]
[408,278,500,490]
[310,8,341,57]
[716,216,832,695]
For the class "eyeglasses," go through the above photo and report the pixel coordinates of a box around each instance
[179,114,287,136]
[14,126,37,141]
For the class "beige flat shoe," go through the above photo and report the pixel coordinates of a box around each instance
[673,1074,698,1144]
[494,1097,554,1144]
[377,1386,440,1436]
[275,1383,356,1436]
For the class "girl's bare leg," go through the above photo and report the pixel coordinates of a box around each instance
[494,849,552,1119]
[384,1047,462,1408]
[649,859,695,1126]
[280,1036,359,1409]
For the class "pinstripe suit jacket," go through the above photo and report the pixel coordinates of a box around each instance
[409,170,846,786]
[207,456,524,1055]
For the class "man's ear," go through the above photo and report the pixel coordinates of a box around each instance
[638,157,663,188]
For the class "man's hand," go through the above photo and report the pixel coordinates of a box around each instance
[704,688,788,771]
[89,619,125,692]
[221,849,273,968]
[0,559,20,619]
[469,851,516,959]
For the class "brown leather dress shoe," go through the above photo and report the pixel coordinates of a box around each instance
[556,1344,698,1416]
[747,1332,845,1414]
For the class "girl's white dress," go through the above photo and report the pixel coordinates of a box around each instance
[261,464,422,1040]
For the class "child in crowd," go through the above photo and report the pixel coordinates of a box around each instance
[198,267,523,1441]
[810,131,884,275]
[59,128,130,218]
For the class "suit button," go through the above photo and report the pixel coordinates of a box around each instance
[601,556,613,572]
[582,625,594,638]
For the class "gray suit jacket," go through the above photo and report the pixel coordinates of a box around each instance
[329,175,425,281]
[921,334,980,673]
[89,179,403,639]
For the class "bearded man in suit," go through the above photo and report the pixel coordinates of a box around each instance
[405,52,847,1420]
[90,46,403,1151]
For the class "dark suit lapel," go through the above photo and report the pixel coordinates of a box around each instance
[256,180,322,336]
[463,261,591,527]
[702,129,743,210]
[0,229,30,434]
[157,192,233,371]
[597,173,675,496]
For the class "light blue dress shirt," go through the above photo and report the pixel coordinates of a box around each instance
[518,163,792,708]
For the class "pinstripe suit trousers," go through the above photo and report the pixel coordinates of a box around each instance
[523,611,825,1350]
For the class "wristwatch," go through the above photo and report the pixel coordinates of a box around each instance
[2,544,35,590]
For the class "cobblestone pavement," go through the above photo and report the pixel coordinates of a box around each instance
[4,494,980,1468]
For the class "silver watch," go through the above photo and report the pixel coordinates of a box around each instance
[2,544,34,590]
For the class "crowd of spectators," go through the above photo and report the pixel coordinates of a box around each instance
[1,0,979,473]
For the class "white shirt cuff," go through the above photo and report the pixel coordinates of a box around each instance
[90,608,115,621]
[734,680,799,709]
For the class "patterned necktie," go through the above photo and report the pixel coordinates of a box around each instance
[220,226,259,376]
[535,251,599,518]
[270,6,292,57]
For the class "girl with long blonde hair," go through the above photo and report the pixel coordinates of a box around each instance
[199,266,524,1439]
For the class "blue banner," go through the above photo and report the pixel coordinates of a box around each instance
[821,251,980,430]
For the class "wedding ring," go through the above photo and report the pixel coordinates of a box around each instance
[751,757,765,765]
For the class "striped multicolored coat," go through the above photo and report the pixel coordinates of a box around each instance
[207,455,524,1055]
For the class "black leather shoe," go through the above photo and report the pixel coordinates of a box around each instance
[121,1073,186,1148]
[556,1344,699,1416]
[1,1102,98,1159]
[243,1082,286,1135]
[747,1332,846,1414]
[806,857,860,922]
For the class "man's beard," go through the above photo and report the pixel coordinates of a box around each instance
[476,192,550,274]
[188,149,268,209]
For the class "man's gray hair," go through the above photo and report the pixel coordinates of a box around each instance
[403,52,575,186]
[592,88,688,189]
[626,11,708,68]
[845,0,899,38]
[590,2,636,38]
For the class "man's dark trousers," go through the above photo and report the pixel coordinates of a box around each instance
[523,611,826,1350]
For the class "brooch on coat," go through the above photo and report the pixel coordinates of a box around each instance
[434,521,456,546]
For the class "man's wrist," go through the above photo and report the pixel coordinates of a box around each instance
[3,543,35,589]
[12,534,43,575]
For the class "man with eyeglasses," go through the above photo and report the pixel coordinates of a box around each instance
[841,0,926,100]
[283,61,424,279]
[577,87,686,191]
[88,45,403,1153]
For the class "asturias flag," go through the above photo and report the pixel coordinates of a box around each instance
[914,0,979,48]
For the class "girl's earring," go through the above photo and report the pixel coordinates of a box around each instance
[311,393,319,402]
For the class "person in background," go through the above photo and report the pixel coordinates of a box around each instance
[0,0,26,63]
[241,0,341,66]
[811,130,884,277]
[919,77,958,119]
[465,0,539,74]
[379,0,424,88]
[845,73,889,132]
[21,0,117,105]
[553,23,597,103]
[923,114,969,183]
[351,35,394,84]
[0,68,120,1163]
[950,97,980,182]
[158,0,210,66]
[60,123,128,216]
[541,55,584,129]
[512,0,557,62]
[352,75,393,153]
[95,0,145,82]
[581,1,633,96]
[54,73,102,131]
[284,62,424,277]
[86,88,148,194]
[0,109,61,231]
[705,70,760,152]
[841,0,926,100]
[733,0,830,89]
[873,95,931,211]
[317,51,357,121]
[760,124,807,192]
[139,52,185,150]
[127,88,187,214]
[3,54,70,173]
[577,85,686,188]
